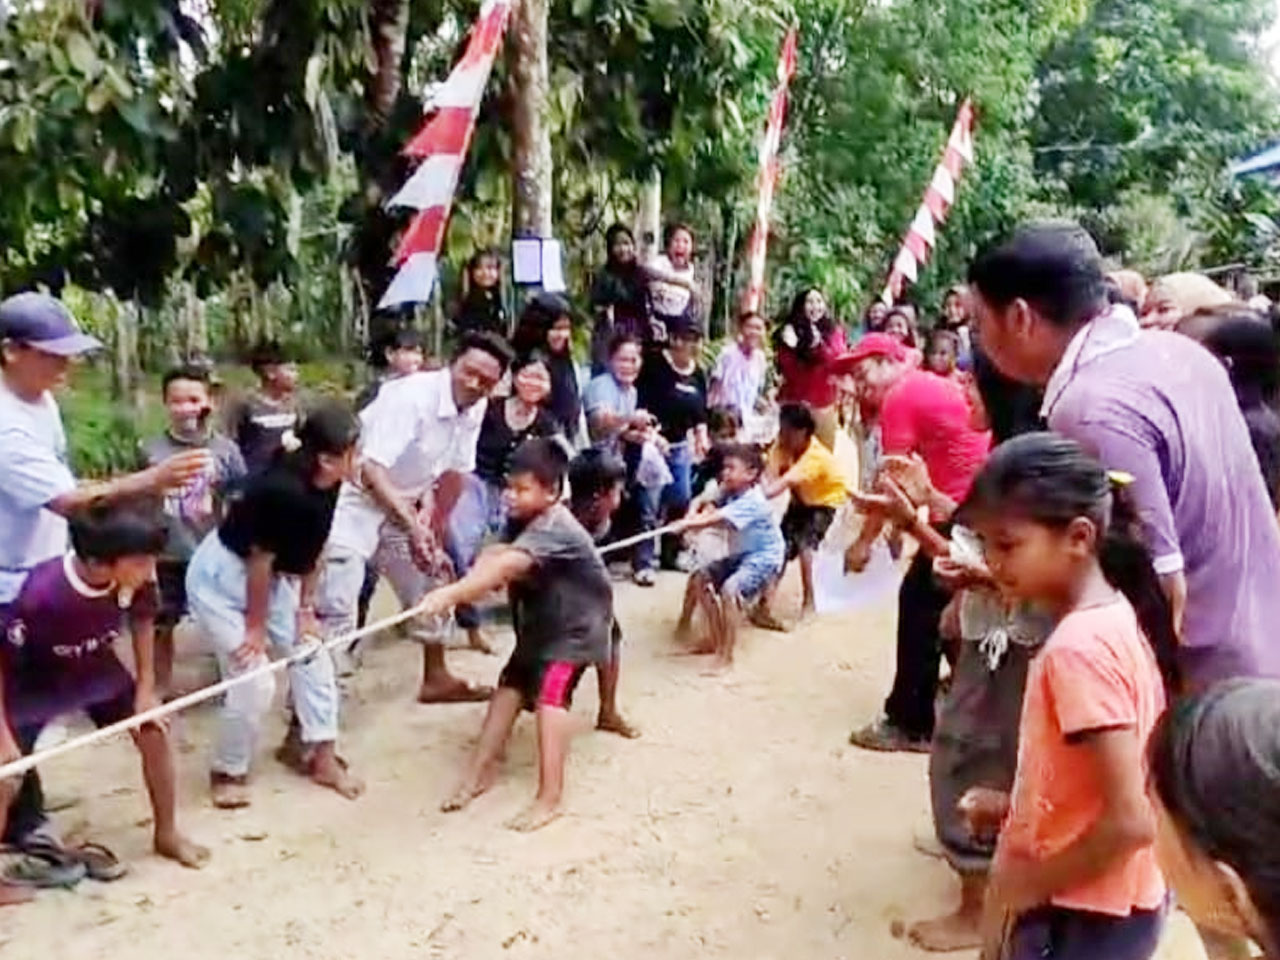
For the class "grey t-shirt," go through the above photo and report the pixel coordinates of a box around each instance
[1047,321,1280,689]
[508,503,613,665]
[141,430,246,562]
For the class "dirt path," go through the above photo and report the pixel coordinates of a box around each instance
[2,572,1204,959]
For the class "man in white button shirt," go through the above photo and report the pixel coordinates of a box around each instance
[319,332,512,703]
[0,293,207,896]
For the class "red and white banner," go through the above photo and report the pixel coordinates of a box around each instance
[379,0,512,309]
[880,98,976,305]
[741,28,798,316]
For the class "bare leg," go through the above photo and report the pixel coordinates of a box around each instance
[466,627,496,655]
[799,548,817,616]
[419,643,492,703]
[0,780,32,902]
[1197,926,1253,960]
[675,573,702,641]
[133,724,209,868]
[507,705,574,831]
[714,592,743,670]
[596,644,639,738]
[748,577,789,632]
[155,626,176,701]
[442,687,522,812]
[306,742,365,799]
[697,585,727,669]
[907,871,985,952]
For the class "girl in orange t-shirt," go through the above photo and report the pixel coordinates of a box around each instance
[955,432,1180,960]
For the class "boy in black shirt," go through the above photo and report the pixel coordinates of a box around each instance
[423,439,612,831]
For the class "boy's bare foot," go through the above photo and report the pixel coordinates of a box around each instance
[0,883,34,906]
[906,910,983,952]
[596,713,640,739]
[154,832,211,870]
[748,607,789,633]
[466,628,496,655]
[440,764,499,812]
[210,772,251,809]
[701,659,732,677]
[418,679,493,704]
[308,752,364,800]
[505,799,561,832]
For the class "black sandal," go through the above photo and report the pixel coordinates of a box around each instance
[3,834,86,889]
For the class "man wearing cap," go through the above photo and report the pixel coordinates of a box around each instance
[0,292,208,893]
[837,333,991,753]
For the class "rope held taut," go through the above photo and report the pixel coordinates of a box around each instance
[0,518,690,782]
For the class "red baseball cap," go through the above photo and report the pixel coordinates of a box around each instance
[831,333,907,373]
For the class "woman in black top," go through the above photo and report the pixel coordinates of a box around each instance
[636,320,709,568]
[186,403,363,809]
[447,353,560,648]
[512,291,581,440]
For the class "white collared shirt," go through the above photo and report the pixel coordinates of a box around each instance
[1040,304,1140,420]
[328,369,486,558]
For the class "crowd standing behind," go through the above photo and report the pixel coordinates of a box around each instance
[4,217,1280,960]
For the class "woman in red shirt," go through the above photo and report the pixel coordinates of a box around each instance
[774,288,847,449]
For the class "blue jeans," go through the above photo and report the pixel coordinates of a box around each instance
[446,476,506,629]
[658,441,694,567]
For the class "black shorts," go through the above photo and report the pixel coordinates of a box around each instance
[781,502,836,560]
[499,657,588,712]
[155,560,189,628]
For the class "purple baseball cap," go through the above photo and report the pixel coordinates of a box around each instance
[0,293,102,356]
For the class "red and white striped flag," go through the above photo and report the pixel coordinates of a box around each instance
[880,98,976,305]
[379,0,512,309]
[741,28,798,316]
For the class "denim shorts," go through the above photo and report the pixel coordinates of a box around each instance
[701,553,778,603]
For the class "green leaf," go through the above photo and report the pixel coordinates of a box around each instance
[646,0,684,30]
[103,65,134,101]
[85,80,112,114]
[65,32,99,78]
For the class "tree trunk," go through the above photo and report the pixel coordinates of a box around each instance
[112,301,140,403]
[638,169,662,258]
[366,0,409,131]
[508,0,553,239]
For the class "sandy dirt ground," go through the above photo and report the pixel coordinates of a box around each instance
[2,570,1206,960]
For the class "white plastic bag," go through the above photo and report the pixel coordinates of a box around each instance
[636,440,674,491]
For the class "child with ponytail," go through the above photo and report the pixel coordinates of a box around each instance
[955,432,1178,960]
[186,403,364,809]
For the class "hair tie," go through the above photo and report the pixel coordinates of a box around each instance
[280,428,302,453]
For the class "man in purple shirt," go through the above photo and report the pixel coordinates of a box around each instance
[966,223,1280,691]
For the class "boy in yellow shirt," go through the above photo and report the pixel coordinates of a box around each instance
[756,403,851,626]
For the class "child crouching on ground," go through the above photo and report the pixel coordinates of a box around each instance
[568,448,639,739]
[430,438,613,831]
[0,503,209,894]
[673,443,784,669]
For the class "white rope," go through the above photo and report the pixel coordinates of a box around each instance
[0,518,690,782]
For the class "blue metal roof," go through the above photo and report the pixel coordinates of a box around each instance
[1232,142,1280,177]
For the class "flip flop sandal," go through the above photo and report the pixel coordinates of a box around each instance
[74,843,127,882]
[3,836,86,889]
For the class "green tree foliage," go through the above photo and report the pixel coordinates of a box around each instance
[1,0,1279,349]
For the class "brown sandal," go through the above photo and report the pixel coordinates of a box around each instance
[210,772,251,809]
